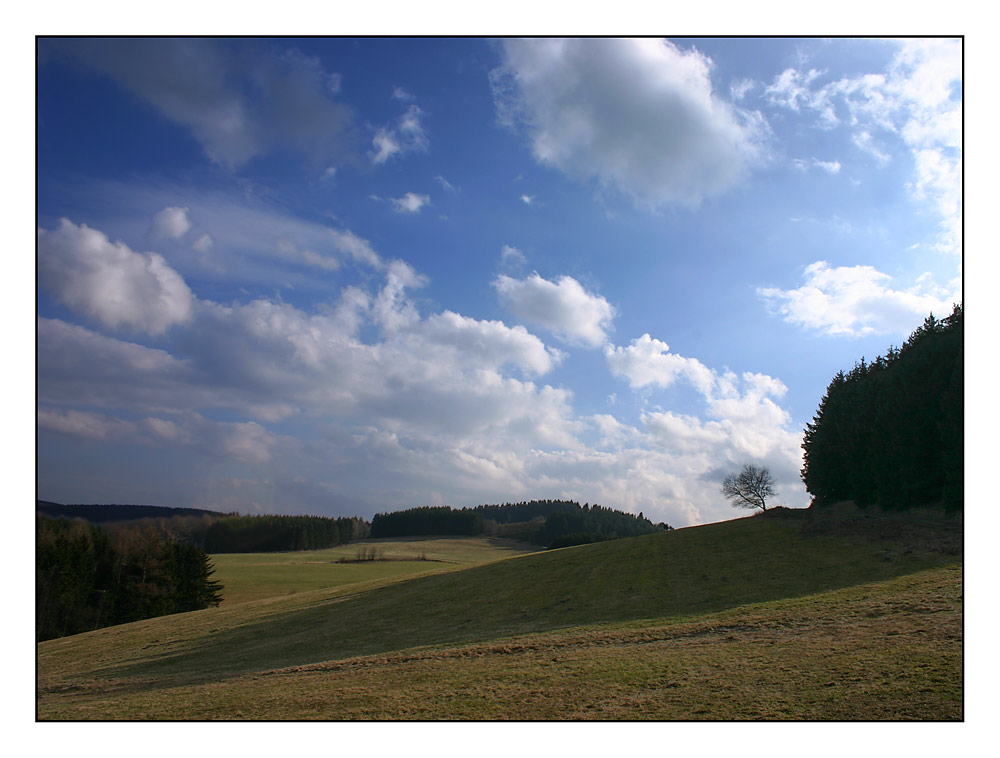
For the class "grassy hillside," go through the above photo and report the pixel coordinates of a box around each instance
[211,536,541,604]
[37,505,961,720]
[38,565,961,720]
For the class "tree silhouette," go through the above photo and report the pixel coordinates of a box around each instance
[722,464,776,513]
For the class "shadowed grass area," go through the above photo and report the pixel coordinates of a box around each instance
[37,506,961,720]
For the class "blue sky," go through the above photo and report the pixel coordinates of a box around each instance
[35,37,963,527]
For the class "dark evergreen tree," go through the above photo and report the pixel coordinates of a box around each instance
[801,305,962,511]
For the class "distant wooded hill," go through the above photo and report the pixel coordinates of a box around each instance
[371,500,670,548]
[36,501,228,523]
[802,305,963,511]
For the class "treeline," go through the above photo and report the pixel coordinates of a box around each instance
[36,501,226,523]
[802,305,963,511]
[540,503,662,547]
[36,502,373,554]
[371,507,483,538]
[37,516,222,642]
[371,500,667,548]
[204,514,370,553]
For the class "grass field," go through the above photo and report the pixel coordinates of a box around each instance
[36,505,962,720]
[210,536,541,604]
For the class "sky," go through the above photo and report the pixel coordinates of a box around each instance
[34,36,963,528]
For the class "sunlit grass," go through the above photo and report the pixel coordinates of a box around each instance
[210,536,540,604]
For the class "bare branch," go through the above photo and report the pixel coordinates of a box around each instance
[721,463,776,512]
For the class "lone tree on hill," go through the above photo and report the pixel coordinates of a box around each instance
[722,463,776,513]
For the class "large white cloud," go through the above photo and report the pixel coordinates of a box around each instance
[757,260,961,337]
[494,273,616,348]
[491,38,766,208]
[37,218,807,527]
[38,219,194,335]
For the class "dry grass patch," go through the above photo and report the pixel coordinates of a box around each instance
[38,565,961,721]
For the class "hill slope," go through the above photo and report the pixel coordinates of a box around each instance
[37,505,961,719]
[39,565,961,720]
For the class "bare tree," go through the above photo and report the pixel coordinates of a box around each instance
[721,463,776,513]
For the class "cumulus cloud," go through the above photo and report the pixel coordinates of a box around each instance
[40,38,358,169]
[151,206,192,239]
[491,38,766,208]
[595,331,804,522]
[38,219,194,335]
[604,334,716,396]
[391,192,431,214]
[757,260,961,337]
[36,217,807,528]
[494,273,616,348]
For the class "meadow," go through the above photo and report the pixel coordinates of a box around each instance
[36,504,962,720]
[210,536,540,604]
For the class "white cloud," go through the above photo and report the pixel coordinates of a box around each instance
[604,334,716,396]
[38,219,194,335]
[757,260,961,337]
[277,238,340,271]
[193,232,214,253]
[391,192,431,214]
[852,130,892,166]
[520,194,535,205]
[370,104,428,164]
[151,206,192,239]
[494,273,616,348]
[491,38,766,209]
[793,158,841,174]
[36,215,809,527]
[500,245,526,266]
[39,284,807,528]
[64,180,390,286]
[763,39,962,254]
[41,39,357,169]
[416,311,562,377]
[223,421,278,463]
[37,407,137,440]
[764,68,837,126]
[370,129,401,164]
[329,227,383,268]
[730,78,755,101]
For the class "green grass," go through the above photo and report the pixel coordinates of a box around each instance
[37,506,962,720]
[210,536,540,604]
